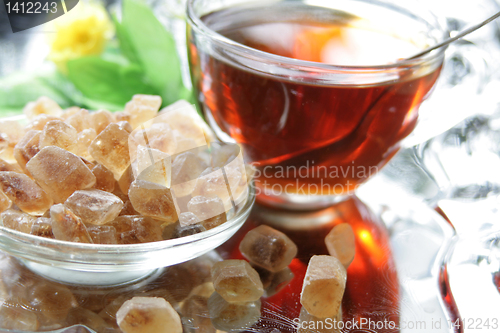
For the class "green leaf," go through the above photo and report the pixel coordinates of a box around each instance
[0,71,75,116]
[121,0,184,105]
[112,14,140,65]
[67,56,158,110]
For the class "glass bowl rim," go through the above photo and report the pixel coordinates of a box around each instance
[186,0,448,72]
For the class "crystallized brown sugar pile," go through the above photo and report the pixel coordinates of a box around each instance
[0,95,250,244]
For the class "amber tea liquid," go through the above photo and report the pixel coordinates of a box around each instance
[189,2,442,198]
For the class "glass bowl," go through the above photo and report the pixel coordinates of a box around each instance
[0,112,255,286]
[0,184,254,286]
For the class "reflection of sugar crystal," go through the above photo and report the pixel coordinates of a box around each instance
[116,297,182,333]
[29,281,77,322]
[207,292,261,331]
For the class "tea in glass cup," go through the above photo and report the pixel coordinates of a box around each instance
[187,0,447,209]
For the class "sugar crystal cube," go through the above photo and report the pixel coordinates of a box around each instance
[91,110,115,134]
[207,292,261,332]
[39,120,78,153]
[116,297,182,333]
[0,158,23,173]
[239,225,297,273]
[30,217,53,238]
[76,128,97,161]
[87,225,118,244]
[135,146,171,187]
[124,95,162,129]
[89,123,131,179]
[23,96,63,120]
[0,120,24,144]
[157,100,214,146]
[92,164,115,192]
[66,108,92,132]
[179,212,199,227]
[0,171,53,215]
[65,189,124,225]
[210,142,240,168]
[26,115,63,132]
[61,106,81,119]
[115,111,131,123]
[170,151,207,197]
[211,259,263,302]
[26,146,96,203]
[325,223,356,269]
[13,130,41,173]
[174,223,206,238]
[187,196,227,230]
[118,164,135,194]
[128,180,178,223]
[300,255,346,318]
[110,215,163,244]
[0,190,11,213]
[1,209,37,233]
[192,168,233,211]
[129,123,177,158]
[50,204,92,243]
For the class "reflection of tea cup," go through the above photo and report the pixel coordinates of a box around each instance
[187,0,487,209]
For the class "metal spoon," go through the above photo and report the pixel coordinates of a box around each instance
[407,10,500,60]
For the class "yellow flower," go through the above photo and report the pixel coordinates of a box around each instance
[48,2,114,72]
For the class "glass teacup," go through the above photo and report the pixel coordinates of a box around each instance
[187,0,482,209]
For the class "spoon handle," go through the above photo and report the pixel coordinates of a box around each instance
[408,10,500,60]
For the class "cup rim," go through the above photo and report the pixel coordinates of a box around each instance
[186,0,448,72]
